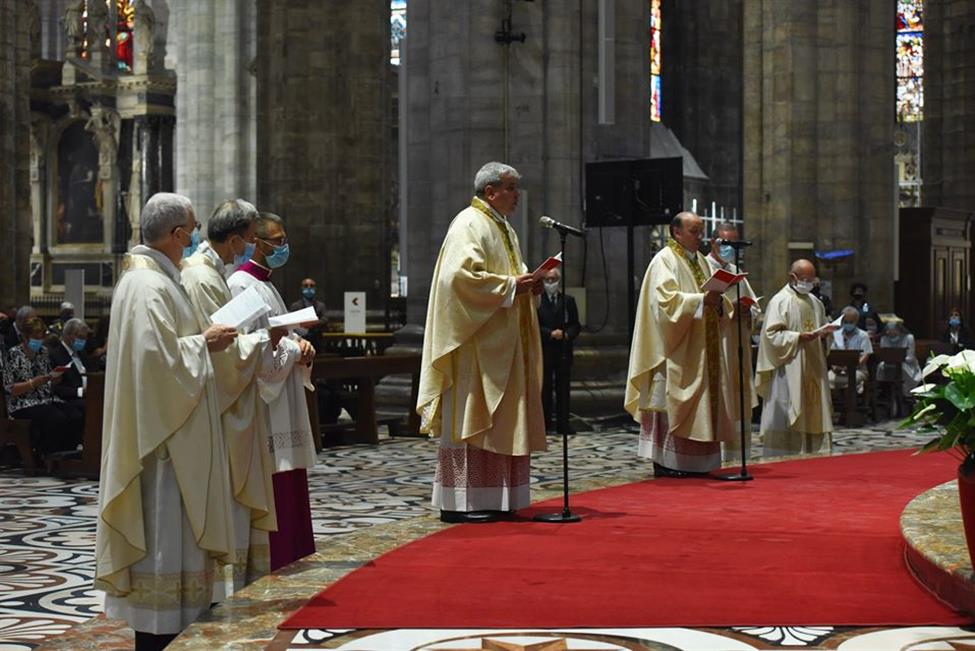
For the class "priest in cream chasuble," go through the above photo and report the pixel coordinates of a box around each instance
[95,193,239,644]
[704,223,761,461]
[227,211,318,569]
[756,259,834,458]
[418,162,546,523]
[181,199,279,598]
[625,212,736,476]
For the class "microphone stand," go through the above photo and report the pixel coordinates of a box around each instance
[534,227,582,523]
[715,242,754,482]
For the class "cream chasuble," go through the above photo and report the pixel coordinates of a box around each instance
[182,243,277,593]
[418,197,546,457]
[625,241,736,443]
[96,246,235,632]
[756,284,833,457]
[227,267,317,472]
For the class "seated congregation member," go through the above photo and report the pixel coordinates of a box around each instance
[944,307,974,353]
[46,301,76,344]
[756,259,834,458]
[4,305,36,351]
[1,316,82,455]
[49,317,90,411]
[828,306,873,395]
[877,317,921,396]
[95,192,240,651]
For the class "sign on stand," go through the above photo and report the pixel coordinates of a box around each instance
[344,292,367,333]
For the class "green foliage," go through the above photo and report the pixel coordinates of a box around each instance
[907,352,975,457]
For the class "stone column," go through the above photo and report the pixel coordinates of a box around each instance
[0,1,35,307]
[923,0,975,210]
[404,0,650,334]
[661,0,743,211]
[137,114,175,207]
[170,0,257,220]
[743,0,896,310]
[257,0,391,309]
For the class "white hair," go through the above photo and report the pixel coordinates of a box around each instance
[60,301,74,312]
[473,162,521,196]
[841,306,860,321]
[141,192,194,244]
[63,317,89,338]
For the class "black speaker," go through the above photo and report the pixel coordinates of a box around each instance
[584,157,683,228]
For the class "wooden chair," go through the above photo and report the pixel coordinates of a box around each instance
[871,347,908,420]
[50,372,103,479]
[827,348,864,426]
[0,392,38,475]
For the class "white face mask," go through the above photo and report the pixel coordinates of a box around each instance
[543,280,559,297]
[792,279,814,295]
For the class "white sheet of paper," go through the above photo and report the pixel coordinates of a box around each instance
[268,306,318,328]
[209,285,270,328]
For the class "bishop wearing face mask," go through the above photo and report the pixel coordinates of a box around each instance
[536,267,581,433]
[755,258,834,458]
[227,211,319,571]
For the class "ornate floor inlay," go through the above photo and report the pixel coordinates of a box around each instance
[0,419,963,650]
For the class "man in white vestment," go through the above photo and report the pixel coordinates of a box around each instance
[705,222,760,462]
[756,259,835,458]
[181,199,287,598]
[227,211,318,570]
[625,212,737,477]
[95,193,239,651]
[828,305,874,395]
[418,161,546,524]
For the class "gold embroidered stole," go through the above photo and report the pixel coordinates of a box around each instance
[667,239,721,429]
[471,196,534,393]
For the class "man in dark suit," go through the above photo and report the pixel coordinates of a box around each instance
[48,317,90,415]
[537,268,580,433]
[289,277,328,353]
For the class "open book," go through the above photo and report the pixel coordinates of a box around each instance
[702,268,748,292]
[210,285,271,329]
[738,295,762,310]
[813,315,843,336]
[50,360,73,377]
[531,252,563,281]
[268,306,319,328]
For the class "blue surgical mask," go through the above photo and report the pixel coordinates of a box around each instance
[265,242,290,269]
[234,240,256,267]
[950,317,962,328]
[71,338,87,353]
[27,338,44,352]
[842,322,857,333]
[718,244,734,261]
[302,287,316,299]
[182,226,201,258]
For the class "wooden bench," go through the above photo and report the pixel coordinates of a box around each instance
[870,347,908,420]
[0,391,37,474]
[51,372,103,479]
[306,353,421,445]
[828,348,864,426]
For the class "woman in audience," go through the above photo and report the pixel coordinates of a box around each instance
[1,316,83,456]
[878,318,921,396]
[943,307,974,353]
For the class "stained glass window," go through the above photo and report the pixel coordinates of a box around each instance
[391,0,407,66]
[896,0,924,206]
[116,0,134,72]
[649,0,662,122]
[896,0,923,121]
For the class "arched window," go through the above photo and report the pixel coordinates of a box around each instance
[649,0,662,122]
[895,0,923,206]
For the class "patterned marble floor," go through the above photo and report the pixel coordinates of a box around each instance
[0,418,966,650]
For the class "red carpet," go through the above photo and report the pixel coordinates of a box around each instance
[282,449,970,629]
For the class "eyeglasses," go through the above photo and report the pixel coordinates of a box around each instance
[172,222,201,235]
[258,235,288,246]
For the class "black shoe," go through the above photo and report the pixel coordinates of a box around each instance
[653,462,709,479]
[439,510,500,524]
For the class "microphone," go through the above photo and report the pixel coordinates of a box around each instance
[716,238,753,248]
[540,215,586,238]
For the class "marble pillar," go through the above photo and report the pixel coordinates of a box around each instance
[404,0,650,335]
[743,0,896,311]
[170,0,257,221]
[256,0,391,309]
[0,1,35,307]
[923,0,975,211]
